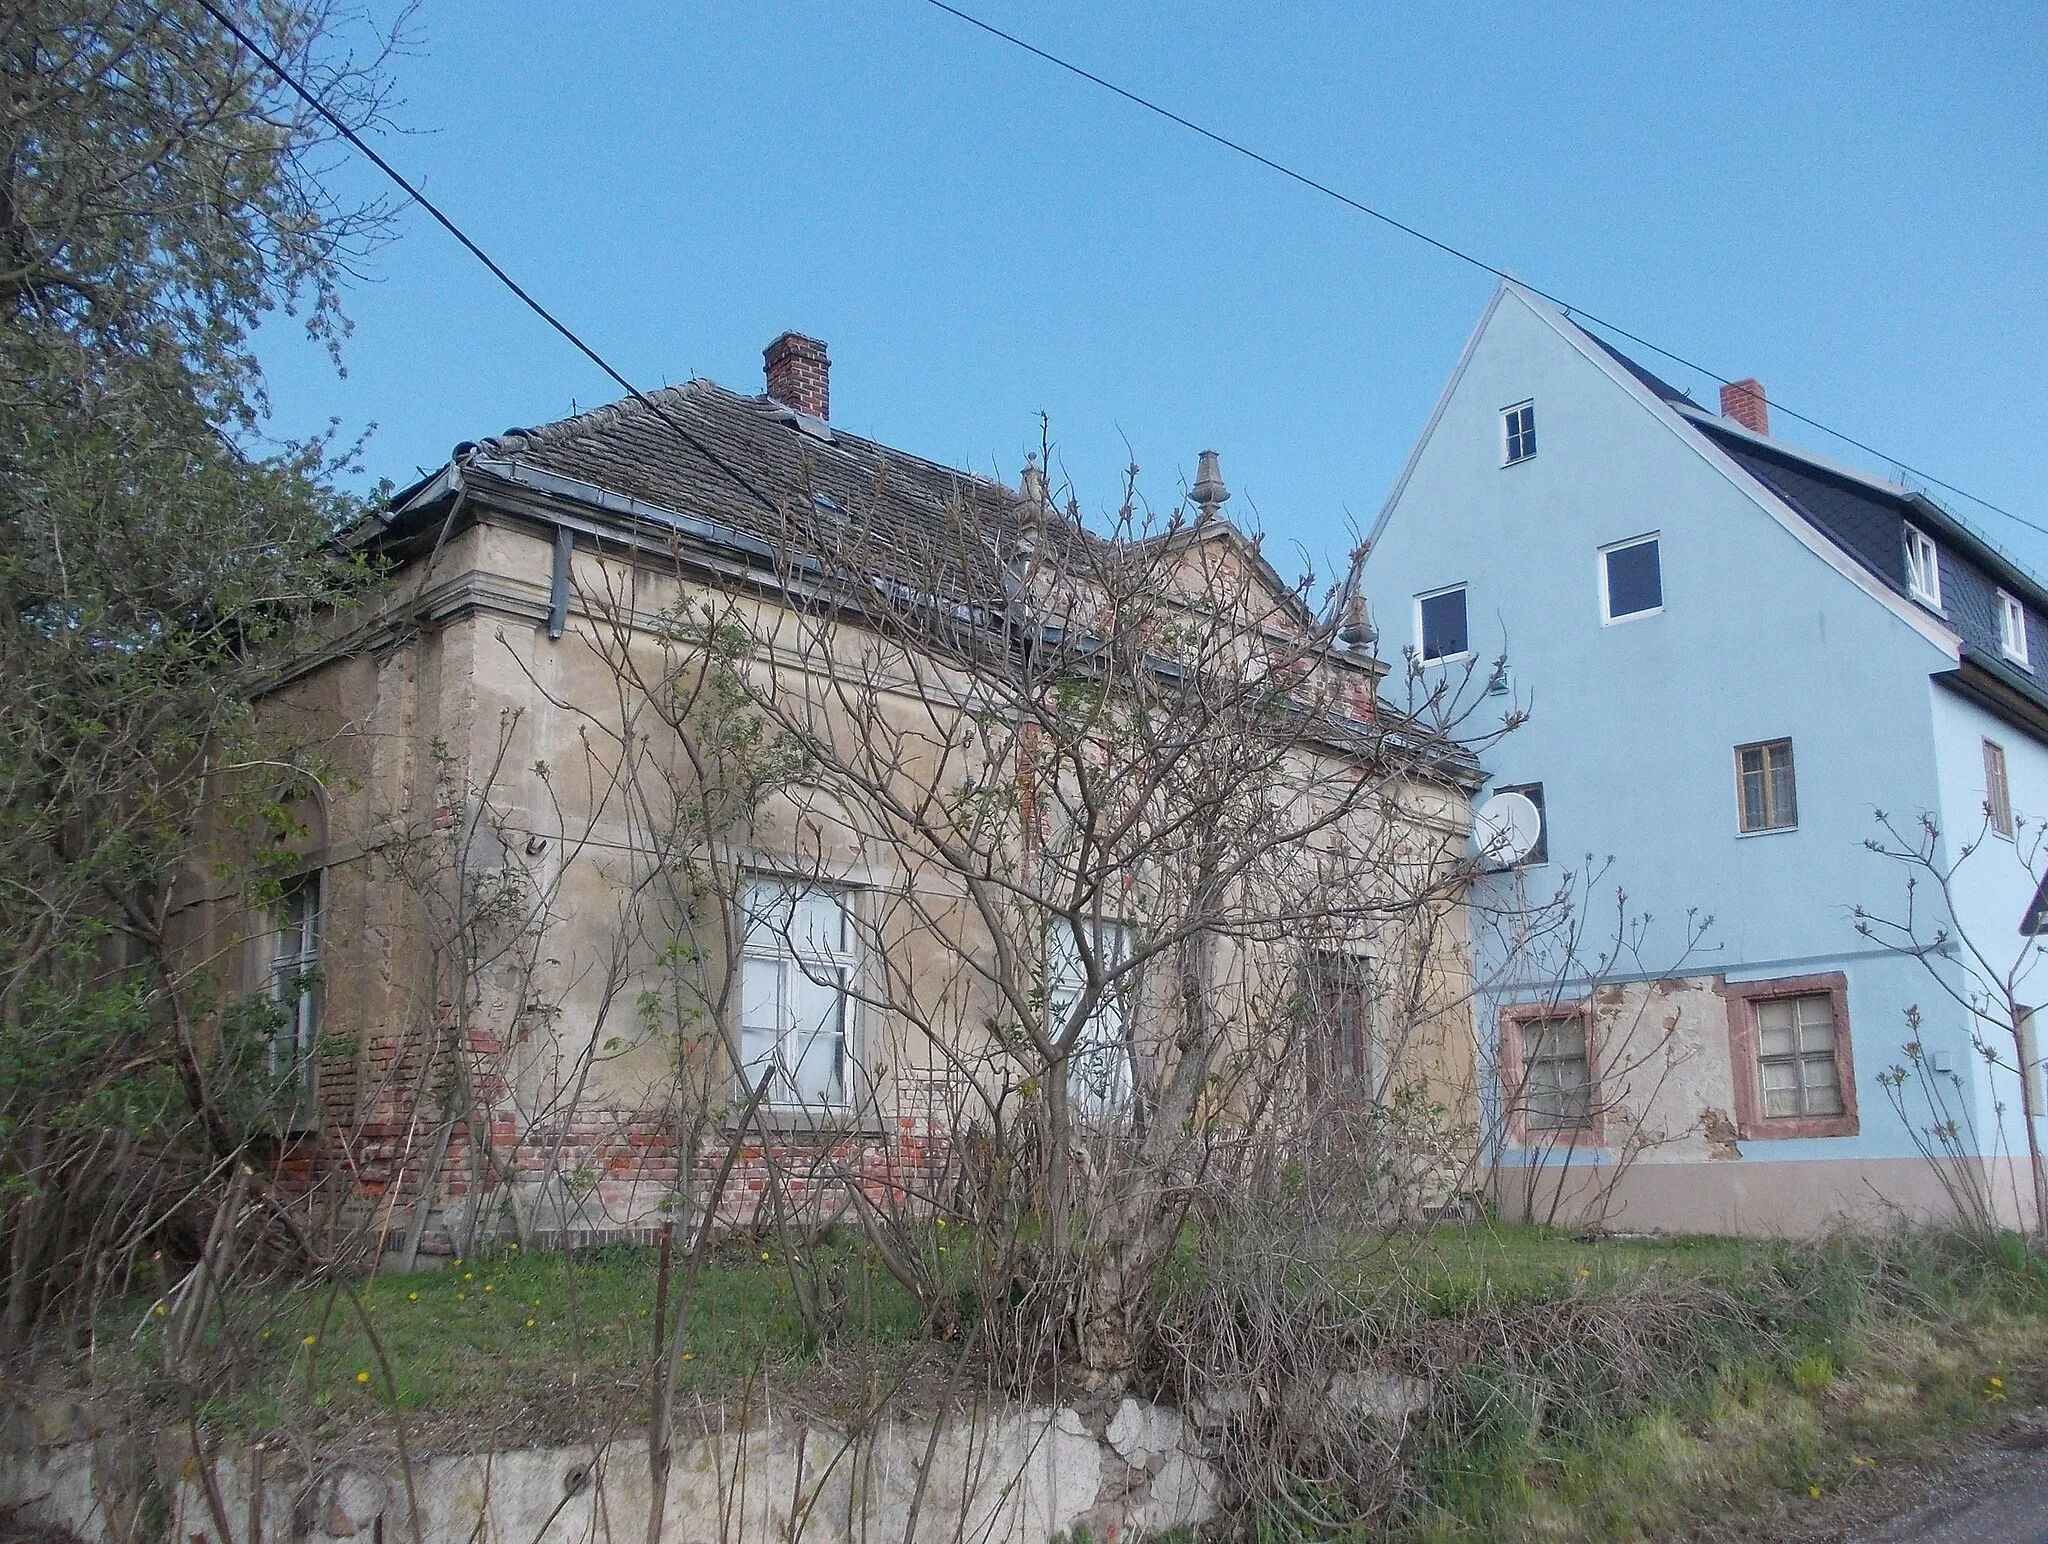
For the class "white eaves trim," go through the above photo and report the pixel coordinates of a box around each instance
[1503,282,1961,661]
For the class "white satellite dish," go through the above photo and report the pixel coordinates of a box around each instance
[1471,790,1542,868]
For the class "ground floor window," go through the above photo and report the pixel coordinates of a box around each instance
[268,874,321,1124]
[1049,918,1133,1117]
[1304,952,1374,1096]
[1722,972,1858,1139]
[739,876,854,1107]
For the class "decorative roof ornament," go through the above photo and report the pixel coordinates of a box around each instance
[1338,542,1376,651]
[1189,449,1230,523]
[1015,454,1050,558]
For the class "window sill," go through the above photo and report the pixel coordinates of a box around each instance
[1736,1115,1859,1141]
[1734,824,1798,838]
[726,1106,890,1138]
[1419,651,1473,667]
[1601,607,1664,627]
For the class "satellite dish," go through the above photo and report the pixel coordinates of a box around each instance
[1471,790,1542,868]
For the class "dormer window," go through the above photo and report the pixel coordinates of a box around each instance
[1904,526,1942,609]
[2000,589,2031,668]
[1502,402,1536,466]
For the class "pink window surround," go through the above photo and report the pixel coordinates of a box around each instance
[1720,971,1859,1140]
[1499,1000,1603,1149]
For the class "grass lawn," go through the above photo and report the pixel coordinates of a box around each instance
[170,1235,929,1432]
[100,1217,2048,1544]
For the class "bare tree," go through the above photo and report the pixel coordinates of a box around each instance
[1857,806,2048,1235]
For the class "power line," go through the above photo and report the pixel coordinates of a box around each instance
[187,0,779,516]
[919,0,2044,543]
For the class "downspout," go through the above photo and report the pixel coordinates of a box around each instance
[548,524,574,640]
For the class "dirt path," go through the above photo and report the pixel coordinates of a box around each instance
[1843,1427,2048,1543]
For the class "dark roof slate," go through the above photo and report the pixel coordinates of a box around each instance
[1584,333,1697,408]
[1686,413,2048,722]
[461,379,1030,566]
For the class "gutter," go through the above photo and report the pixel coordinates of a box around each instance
[1935,652,2048,749]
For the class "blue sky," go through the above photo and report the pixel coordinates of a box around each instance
[255,1,2048,593]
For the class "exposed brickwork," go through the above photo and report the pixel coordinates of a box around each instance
[764,332,830,420]
[1720,378,1769,436]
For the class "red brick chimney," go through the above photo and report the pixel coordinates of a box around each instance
[764,332,829,420]
[1720,378,1768,435]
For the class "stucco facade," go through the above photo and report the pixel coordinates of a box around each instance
[1363,281,2048,1235]
[180,370,1483,1262]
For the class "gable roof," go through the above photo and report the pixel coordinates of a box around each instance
[379,375,1322,637]
[1374,279,2048,740]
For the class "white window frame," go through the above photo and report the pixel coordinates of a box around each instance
[1501,401,1537,466]
[1734,738,1798,836]
[1048,918,1134,1119]
[1598,533,1664,625]
[1755,993,1846,1120]
[1904,525,1942,610]
[269,873,322,1125]
[738,875,857,1110]
[2000,590,2032,668]
[1414,583,1470,664]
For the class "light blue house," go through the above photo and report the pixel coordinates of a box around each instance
[1361,280,2048,1234]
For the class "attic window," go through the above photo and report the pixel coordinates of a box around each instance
[1416,584,1469,663]
[1904,526,1942,609]
[2000,590,2031,668]
[1502,402,1536,466]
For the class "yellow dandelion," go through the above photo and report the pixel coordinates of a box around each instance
[153,1304,167,1317]
[302,1334,317,1346]
[260,1330,271,1340]
[355,1371,370,1385]
[533,1299,542,1307]
[508,1244,519,1253]
[1990,1376,2005,1388]
[483,1284,493,1293]
[760,1252,771,1262]
[682,1351,694,1361]
[1808,1485,1822,1499]
[462,1272,473,1282]
[937,1246,947,1254]
[525,1319,536,1329]
[453,1257,463,1266]
[408,1292,419,1302]
[935,1217,946,1228]
[1851,1455,1873,1467]
[456,1292,466,1301]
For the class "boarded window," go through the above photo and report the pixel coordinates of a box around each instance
[1520,1014,1593,1131]
[1305,953,1373,1094]
[1755,993,1843,1119]
[1736,739,1797,833]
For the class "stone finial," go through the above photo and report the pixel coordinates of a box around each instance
[1189,449,1229,522]
[1016,455,1049,556]
[1338,587,1376,651]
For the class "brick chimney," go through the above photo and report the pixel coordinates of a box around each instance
[764,332,829,420]
[1720,377,1768,435]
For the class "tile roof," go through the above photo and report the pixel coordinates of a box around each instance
[449,379,1040,585]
